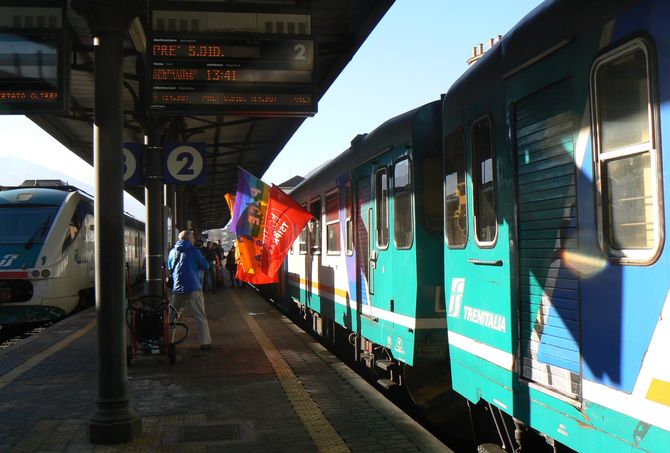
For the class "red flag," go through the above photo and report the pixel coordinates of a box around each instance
[224,172,310,285]
[260,184,313,278]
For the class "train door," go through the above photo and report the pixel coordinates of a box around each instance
[353,172,372,308]
[513,79,582,398]
[353,157,394,314]
[446,115,513,363]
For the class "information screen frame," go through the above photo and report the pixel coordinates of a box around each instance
[0,1,68,115]
[147,2,318,117]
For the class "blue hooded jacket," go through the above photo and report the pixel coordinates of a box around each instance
[167,239,209,294]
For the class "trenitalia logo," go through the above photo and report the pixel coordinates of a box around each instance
[0,254,19,268]
[448,278,465,317]
[447,276,507,333]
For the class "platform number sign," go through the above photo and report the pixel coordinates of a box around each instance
[123,143,142,185]
[164,143,207,185]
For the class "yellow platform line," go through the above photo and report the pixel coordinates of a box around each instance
[231,292,349,453]
[0,318,96,390]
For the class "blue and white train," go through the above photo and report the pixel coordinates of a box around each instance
[0,180,145,324]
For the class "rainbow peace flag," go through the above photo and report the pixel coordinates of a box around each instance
[226,168,311,284]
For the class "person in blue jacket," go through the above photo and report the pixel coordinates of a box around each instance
[167,230,212,350]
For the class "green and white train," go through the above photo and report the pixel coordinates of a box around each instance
[282,0,670,451]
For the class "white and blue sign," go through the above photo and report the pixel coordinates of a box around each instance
[123,143,143,185]
[164,143,207,185]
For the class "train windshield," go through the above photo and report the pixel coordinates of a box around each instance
[0,206,59,245]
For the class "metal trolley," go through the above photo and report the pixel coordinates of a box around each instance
[125,267,188,365]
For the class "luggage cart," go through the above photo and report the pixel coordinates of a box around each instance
[125,266,188,365]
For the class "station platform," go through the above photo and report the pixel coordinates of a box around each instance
[0,285,451,452]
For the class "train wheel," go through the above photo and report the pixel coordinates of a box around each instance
[126,345,133,367]
[167,344,176,364]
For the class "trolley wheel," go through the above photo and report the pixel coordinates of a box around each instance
[477,443,507,453]
[126,345,133,367]
[167,344,176,364]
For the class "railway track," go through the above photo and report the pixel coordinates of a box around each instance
[0,322,51,351]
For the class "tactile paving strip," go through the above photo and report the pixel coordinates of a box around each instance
[231,291,350,453]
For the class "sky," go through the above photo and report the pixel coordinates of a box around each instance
[262,0,545,184]
[0,0,545,220]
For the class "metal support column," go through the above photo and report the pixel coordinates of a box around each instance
[175,186,185,231]
[144,122,165,297]
[72,0,144,444]
[165,183,176,247]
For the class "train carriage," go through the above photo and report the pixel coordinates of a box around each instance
[442,0,670,450]
[285,101,448,383]
[0,180,145,324]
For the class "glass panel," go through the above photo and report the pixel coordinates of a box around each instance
[326,223,341,253]
[596,49,650,152]
[375,168,389,247]
[444,131,468,247]
[605,153,654,249]
[421,146,443,236]
[325,191,340,253]
[472,118,497,243]
[0,206,57,244]
[346,182,353,254]
[298,204,308,254]
[309,198,321,253]
[325,191,339,222]
[394,158,413,248]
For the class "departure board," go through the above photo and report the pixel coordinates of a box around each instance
[148,6,317,116]
[0,3,67,114]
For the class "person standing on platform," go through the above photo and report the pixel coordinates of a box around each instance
[225,245,242,288]
[204,241,217,293]
[213,242,223,289]
[167,230,212,350]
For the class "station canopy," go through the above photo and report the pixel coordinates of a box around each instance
[25,0,394,229]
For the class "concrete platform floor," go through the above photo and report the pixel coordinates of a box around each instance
[0,285,451,452]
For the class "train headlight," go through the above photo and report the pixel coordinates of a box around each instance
[32,270,40,278]
[41,269,51,278]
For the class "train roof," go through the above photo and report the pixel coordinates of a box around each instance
[0,187,72,207]
[292,100,440,197]
[443,0,640,115]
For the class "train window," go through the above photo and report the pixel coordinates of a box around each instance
[592,39,662,262]
[444,130,468,248]
[1,206,57,245]
[394,157,413,249]
[346,181,353,255]
[421,145,443,236]
[309,197,322,254]
[298,203,308,254]
[62,210,81,252]
[376,167,390,249]
[325,190,341,254]
[472,117,497,245]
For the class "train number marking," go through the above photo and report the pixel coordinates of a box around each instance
[294,43,307,61]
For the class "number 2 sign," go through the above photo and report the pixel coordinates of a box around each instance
[164,143,207,184]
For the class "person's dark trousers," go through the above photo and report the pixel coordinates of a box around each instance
[209,263,217,292]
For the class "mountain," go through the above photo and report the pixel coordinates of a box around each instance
[1,156,145,220]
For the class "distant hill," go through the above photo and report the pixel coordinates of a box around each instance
[1,156,145,220]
